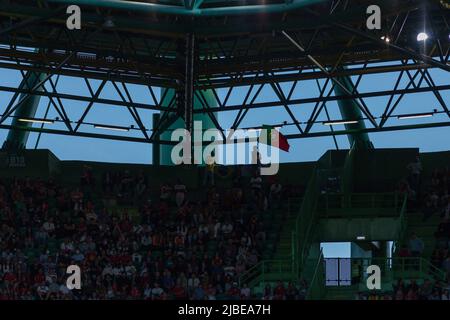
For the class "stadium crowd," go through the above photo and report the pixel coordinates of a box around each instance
[427,166,450,281]
[0,166,307,300]
[387,158,450,300]
[356,278,450,300]
[391,278,450,300]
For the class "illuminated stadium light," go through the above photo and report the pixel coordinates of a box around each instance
[356,236,366,240]
[18,118,54,125]
[323,120,359,126]
[397,112,434,120]
[417,32,429,42]
[381,36,390,43]
[94,124,130,132]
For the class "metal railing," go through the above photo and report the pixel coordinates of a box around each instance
[323,257,447,287]
[305,248,325,300]
[291,166,320,276]
[238,260,294,287]
[342,142,356,197]
[317,192,403,217]
[391,193,408,256]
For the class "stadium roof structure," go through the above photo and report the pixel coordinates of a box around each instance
[0,0,449,147]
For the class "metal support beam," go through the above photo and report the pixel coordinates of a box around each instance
[333,72,374,149]
[3,71,46,150]
[334,22,450,73]
[184,33,195,133]
[152,113,161,166]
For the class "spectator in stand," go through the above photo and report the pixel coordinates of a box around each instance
[423,197,437,221]
[81,165,94,187]
[250,171,262,195]
[151,283,164,300]
[251,146,262,176]
[102,171,114,194]
[203,156,215,187]
[398,245,411,257]
[159,183,172,204]
[174,180,187,208]
[70,188,84,213]
[418,279,433,300]
[397,179,416,202]
[407,155,422,192]
[273,281,286,300]
[405,287,418,300]
[442,256,450,280]
[240,283,251,299]
[394,288,404,300]
[286,282,299,300]
[443,197,450,220]
[393,279,405,294]
[408,233,424,257]
[262,284,272,300]
[227,283,241,300]
[269,178,282,209]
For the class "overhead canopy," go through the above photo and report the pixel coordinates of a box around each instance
[48,0,328,16]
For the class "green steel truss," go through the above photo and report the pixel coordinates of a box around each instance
[0,0,448,146]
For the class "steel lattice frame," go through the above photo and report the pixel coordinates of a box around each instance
[0,0,449,145]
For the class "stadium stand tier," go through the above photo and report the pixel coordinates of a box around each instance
[0,148,449,300]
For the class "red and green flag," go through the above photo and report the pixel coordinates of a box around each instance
[259,125,290,152]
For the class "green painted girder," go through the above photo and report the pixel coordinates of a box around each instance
[333,73,374,150]
[159,88,218,165]
[48,0,327,16]
[3,71,46,150]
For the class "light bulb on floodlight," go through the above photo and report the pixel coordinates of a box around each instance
[417,32,429,42]
[381,36,390,43]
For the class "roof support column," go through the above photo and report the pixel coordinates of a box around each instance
[3,71,46,150]
[333,73,374,150]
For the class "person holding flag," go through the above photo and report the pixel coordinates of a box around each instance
[258,125,290,153]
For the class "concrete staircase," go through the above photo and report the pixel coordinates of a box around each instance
[273,197,303,260]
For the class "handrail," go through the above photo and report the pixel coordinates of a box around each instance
[391,193,408,257]
[342,142,356,206]
[292,165,320,275]
[426,259,447,281]
[238,260,263,287]
[305,248,325,300]
[238,259,294,287]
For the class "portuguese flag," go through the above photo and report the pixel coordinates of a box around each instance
[259,125,290,152]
